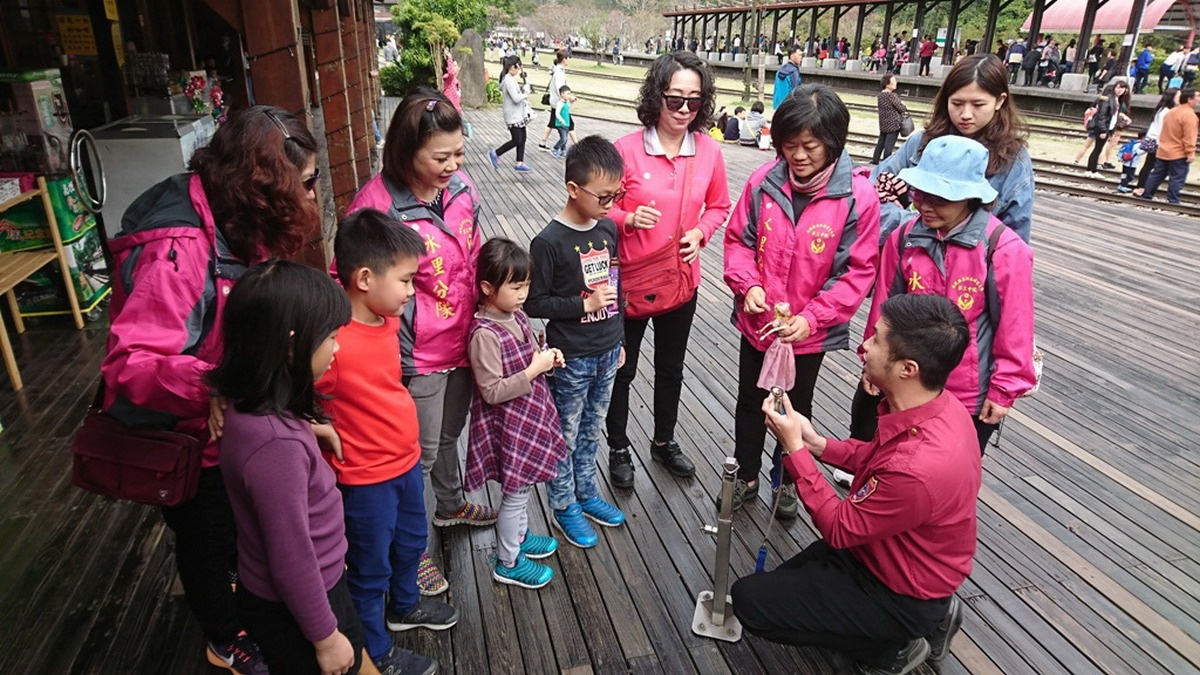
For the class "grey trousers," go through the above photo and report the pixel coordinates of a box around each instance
[496,488,530,565]
[406,367,471,516]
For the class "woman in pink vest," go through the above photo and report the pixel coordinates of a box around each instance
[604,52,732,489]
[348,89,495,594]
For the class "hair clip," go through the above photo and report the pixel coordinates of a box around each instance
[263,109,291,139]
[424,99,439,111]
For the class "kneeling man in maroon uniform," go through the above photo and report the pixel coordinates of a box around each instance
[732,294,981,675]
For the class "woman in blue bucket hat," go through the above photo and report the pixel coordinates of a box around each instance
[848,135,1037,465]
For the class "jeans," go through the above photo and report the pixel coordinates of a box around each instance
[1141,156,1190,204]
[607,293,697,449]
[160,466,240,644]
[734,337,826,483]
[496,124,527,162]
[731,540,950,668]
[552,127,569,153]
[237,574,365,675]
[873,130,900,164]
[547,344,621,510]
[339,465,427,661]
[404,368,471,516]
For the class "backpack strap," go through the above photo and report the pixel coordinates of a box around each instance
[984,222,1007,330]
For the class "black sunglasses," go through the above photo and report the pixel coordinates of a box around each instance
[662,95,704,112]
[574,183,626,208]
[302,167,321,192]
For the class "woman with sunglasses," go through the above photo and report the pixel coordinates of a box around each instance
[855,136,1035,456]
[722,85,880,516]
[101,105,322,674]
[347,88,495,595]
[603,51,731,489]
[873,54,1033,245]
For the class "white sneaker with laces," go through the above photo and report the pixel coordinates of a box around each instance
[832,469,854,488]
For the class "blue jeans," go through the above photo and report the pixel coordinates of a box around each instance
[1142,156,1190,204]
[339,464,427,662]
[547,344,621,510]
[552,127,569,153]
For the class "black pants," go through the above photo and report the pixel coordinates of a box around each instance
[238,573,365,675]
[919,55,932,76]
[160,466,240,645]
[607,293,697,449]
[1087,61,1099,82]
[1087,131,1110,171]
[873,130,900,164]
[1022,68,1036,86]
[1136,154,1158,190]
[495,124,526,162]
[1008,63,1020,83]
[848,381,999,454]
[733,336,825,483]
[731,539,950,667]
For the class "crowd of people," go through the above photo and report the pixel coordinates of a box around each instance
[111,33,1200,673]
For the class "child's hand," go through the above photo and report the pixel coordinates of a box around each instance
[584,284,618,312]
[617,346,626,369]
[526,348,559,380]
[312,423,344,463]
[551,348,565,368]
[313,629,354,675]
[207,395,228,440]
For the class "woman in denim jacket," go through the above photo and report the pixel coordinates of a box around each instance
[872,54,1033,244]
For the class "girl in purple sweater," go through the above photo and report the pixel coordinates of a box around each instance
[209,260,368,675]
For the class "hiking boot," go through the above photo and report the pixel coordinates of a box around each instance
[927,595,964,663]
[579,496,625,527]
[716,478,758,512]
[205,631,269,675]
[552,503,598,548]
[375,646,438,675]
[650,440,696,478]
[386,598,460,632]
[609,448,635,489]
[775,483,799,520]
[433,501,498,527]
[519,530,559,559]
[854,637,930,675]
[493,553,554,589]
[417,551,448,596]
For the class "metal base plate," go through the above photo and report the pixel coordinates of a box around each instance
[692,590,743,642]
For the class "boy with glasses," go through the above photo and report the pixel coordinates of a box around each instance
[525,135,628,549]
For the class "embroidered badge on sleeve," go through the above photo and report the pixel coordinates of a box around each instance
[849,475,879,503]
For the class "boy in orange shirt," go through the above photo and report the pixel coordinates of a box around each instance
[318,209,458,675]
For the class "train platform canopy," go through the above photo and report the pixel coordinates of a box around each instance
[1022,0,1198,34]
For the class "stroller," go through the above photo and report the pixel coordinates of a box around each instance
[1040,62,1059,87]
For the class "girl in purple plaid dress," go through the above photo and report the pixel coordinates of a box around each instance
[466,238,569,589]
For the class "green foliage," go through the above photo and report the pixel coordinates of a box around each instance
[485,79,502,104]
[380,63,407,97]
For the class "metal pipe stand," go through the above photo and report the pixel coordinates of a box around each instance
[692,456,743,642]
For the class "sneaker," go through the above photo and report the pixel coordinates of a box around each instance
[854,637,930,675]
[514,162,533,172]
[386,598,460,632]
[650,440,696,478]
[206,632,269,674]
[832,469,854,488]
[578,496,625,527]
[519,530,559,559]
[609,449,635,489]
[1116,185,1132,194]
[552,503,598,548]
[487,149,500,169]
[417,551,448,596]
[926,595,964,663]
[493,553,554,589]
[1101,162,1116,170]
[375,646,438,675]
[716,478,758,512]
[775,483,799,520]
[538,142,551,152]
[433,502,498,527]
[551,149,563,159]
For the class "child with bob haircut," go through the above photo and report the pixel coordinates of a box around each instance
[466,237,569,589]
[319,209,458,675]
[209,260,361,675]
[851,135,1036,458]
[525,135,627,549]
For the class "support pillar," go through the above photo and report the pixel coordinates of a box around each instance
[854,6,875,60]
[790,9,800,45]
[882,2,895,46]
[1116,0,1150,80]
[771,10,780,45]
[1027,0,1046,48]
[910,1,926,62]
[808,8,819,53]
[943,0,966,63]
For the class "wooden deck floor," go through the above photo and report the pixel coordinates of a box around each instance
[0,109,1197,675]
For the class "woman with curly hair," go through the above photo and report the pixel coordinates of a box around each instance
[101,105,322,674]
[872,53,1033,244]
[603,52,732,489]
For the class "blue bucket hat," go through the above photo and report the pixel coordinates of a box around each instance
[896,136,998,203]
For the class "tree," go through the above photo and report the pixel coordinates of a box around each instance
[578,15,607,64]
[392,0,509,88]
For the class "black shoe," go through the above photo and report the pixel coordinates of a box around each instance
[376,647,438,675]
[854,638,930,675]
[609,449,635,488]
[385,598,459,632]
[1101,162,1116,170]
[927,595,964,663]
[650,440,695,477]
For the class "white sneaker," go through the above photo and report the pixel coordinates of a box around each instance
[832,469,854,488]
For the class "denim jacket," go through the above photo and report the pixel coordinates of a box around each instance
[871,130,1034,244]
